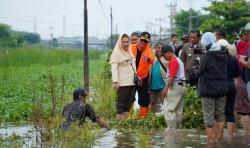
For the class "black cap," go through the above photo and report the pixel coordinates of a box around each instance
[73,88,88,100]
[181,34,189,41]
[161,45,174,54]
[140,32,151,43]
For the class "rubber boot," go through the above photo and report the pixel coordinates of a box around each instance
[128,103,134,119]
[139,106,149,119]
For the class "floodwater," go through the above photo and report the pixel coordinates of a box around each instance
[1,125,250,147]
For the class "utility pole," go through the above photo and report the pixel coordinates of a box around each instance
[188,0,193,32]
[189,8,192,32]
[49,26,53,39]
[33,14,37,33]
[83,0,89,93]
[110,7,113,49]
[166,2,177,33]
[63,14,66,37]
[156,17,165,40]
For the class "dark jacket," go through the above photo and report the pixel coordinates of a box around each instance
[60,101,98,130]
[197,45,227,98]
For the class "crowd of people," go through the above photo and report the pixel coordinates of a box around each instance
[109,29,250,144]
[60,28,250,144]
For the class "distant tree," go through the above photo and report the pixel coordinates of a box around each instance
[0,23,11,39]
[200,0,250,38]
[14,31,41,44]
[0,23,41,47]
[174,9,210,36]
[49,38,59,48]
[22,32,41,44]
[0,23,18,47]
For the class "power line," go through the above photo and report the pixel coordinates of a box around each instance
[98,0,108,20]
[0,16,164,26]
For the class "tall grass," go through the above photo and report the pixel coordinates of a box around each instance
[0,47,103,67]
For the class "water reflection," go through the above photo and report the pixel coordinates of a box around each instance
[94,129,250,147]
[1,126,249,147]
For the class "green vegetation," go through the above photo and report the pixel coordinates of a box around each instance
[0,23,41,48]
[0,46,205,147]
[174,0,250,39]
[182,87,204,129]
[0,46,204,127]
[0,47,104,124]
[200,0,250,39]
[111,113,166,129]
[174,9,211,36]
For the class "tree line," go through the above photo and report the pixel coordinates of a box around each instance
[174,0,250,40]
[0,23,41,48]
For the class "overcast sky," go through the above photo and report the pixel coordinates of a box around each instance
[0,0,211,39]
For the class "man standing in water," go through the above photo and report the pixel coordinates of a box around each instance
[131,32,154,119]
[161,45,186,129]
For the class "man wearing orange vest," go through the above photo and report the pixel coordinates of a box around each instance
[131,32,154,119]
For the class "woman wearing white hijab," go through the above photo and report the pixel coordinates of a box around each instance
[109,34,136,120]
[197,32,227,144]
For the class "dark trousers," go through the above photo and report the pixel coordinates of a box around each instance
[136,77,150,107]
[116,86,136,114]
[225,81,237,122]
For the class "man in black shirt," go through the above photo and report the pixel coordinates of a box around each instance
[61,88,110,130]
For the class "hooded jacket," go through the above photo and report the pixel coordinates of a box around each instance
[197,44,227,98]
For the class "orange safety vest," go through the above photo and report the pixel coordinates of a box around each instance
[131,44,154,79]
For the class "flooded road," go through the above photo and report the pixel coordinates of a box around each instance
[1,126,250,147]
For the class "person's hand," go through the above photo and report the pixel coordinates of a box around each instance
[162,87,168,98]
[137,78,143,86]
[113,82,119,91]
[97,117,111,130]
[144,56,150,62]
[239,55,246,64]
[201,48,206,53]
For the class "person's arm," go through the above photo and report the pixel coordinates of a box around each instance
[148,53,155,85]
[180,48,187,67]
[239,55,250,69]
[148,63,152,85]
[162,77,175,98]
[96,117,111,130]
[162,58,178,98]
[111,63,119,91]
[195,54,209,77]
[85,104,110,130]
[233,58,242,78]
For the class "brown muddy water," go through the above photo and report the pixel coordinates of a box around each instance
[1,126,250,147]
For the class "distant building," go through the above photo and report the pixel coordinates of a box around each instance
[57,36,108,50]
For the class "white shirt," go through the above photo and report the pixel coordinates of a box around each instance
[166,57,186,82]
